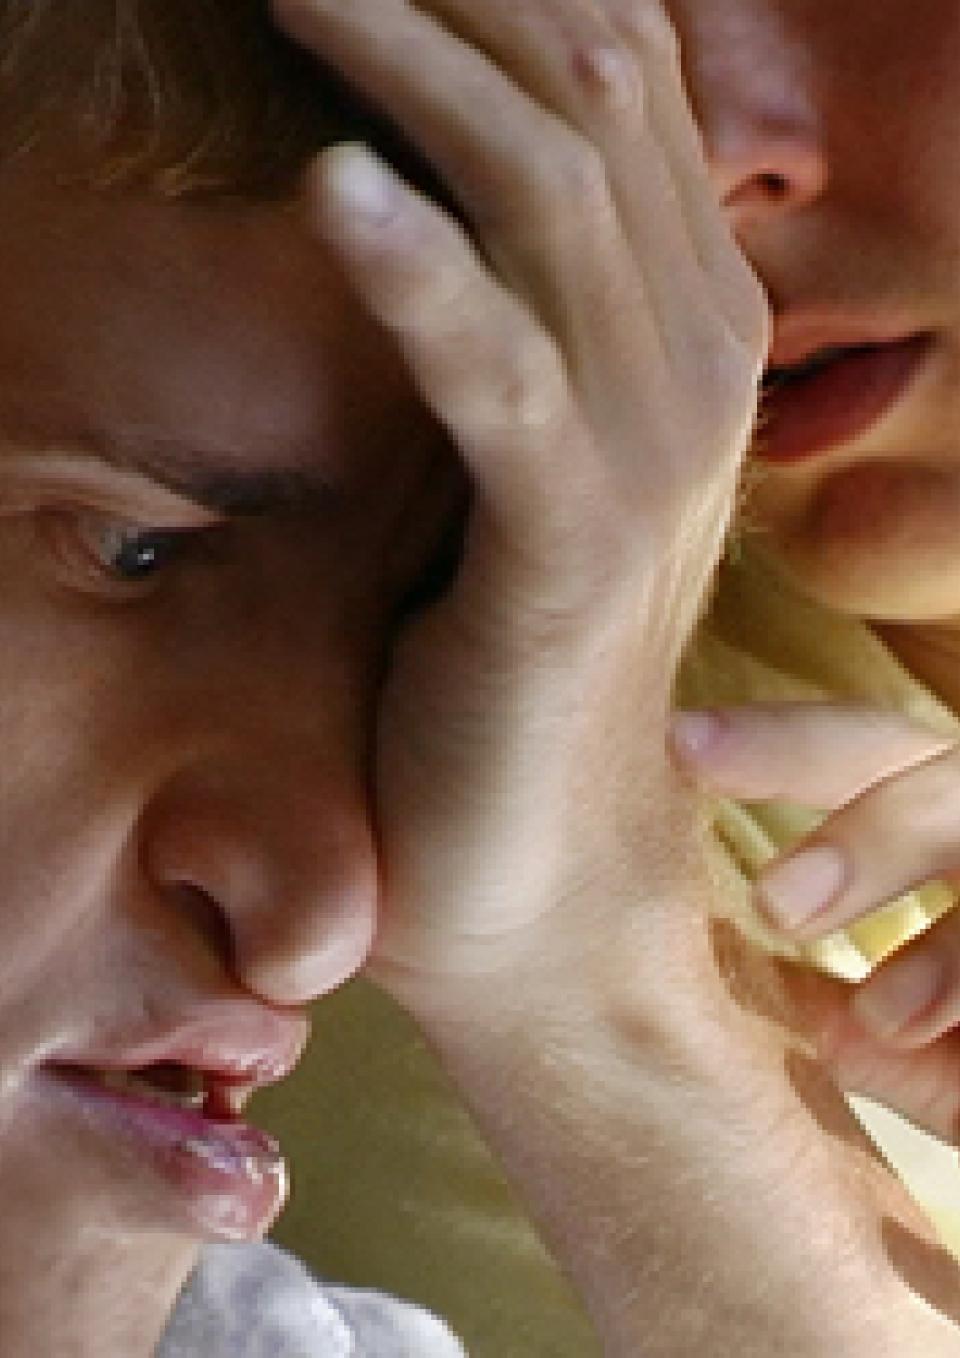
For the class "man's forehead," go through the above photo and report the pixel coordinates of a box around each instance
[0,164,445,504]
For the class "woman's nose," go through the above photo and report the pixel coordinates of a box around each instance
[709,116,829,225]
[141,760,379,1007]
[669,8,830,230]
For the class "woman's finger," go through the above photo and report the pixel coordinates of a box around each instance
[817,984,960,1150]
[606,0,769,347]
[308,145,594,571]
[405,0,767,362]
[771,952,960,1148]
[751,740,960,942]
[671,702,957,809]
[714,921,960,1149]
[853,909,960,1052]
[272,0,658,363]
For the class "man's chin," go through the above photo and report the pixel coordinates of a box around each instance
[0,1121,200,1358]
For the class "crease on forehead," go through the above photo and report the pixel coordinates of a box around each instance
[0,163,459,521]
[0,374,464,527]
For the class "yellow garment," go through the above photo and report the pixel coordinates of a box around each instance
[678,539,960,1267]
[257,541,960,1356]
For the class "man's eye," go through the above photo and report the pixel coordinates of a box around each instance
[86,520,189,581]
[393,506,469,624]
[40,510,206,595]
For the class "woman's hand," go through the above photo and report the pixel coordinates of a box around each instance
[672,701,960,1144]
[272,0,770,1012]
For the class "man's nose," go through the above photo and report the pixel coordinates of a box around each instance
[140,757,379,1007]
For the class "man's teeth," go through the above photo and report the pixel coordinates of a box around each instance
[765,344,876,386]
[795,347,846,374]
[92,1065,207,1110]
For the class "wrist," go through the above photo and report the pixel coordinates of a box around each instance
[403,878,931,1358]
[382,782,724,1042]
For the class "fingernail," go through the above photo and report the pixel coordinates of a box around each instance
[323,146,403,225]
[853,950,945,1039]
[670,710,720,760]
[757,845,847,931]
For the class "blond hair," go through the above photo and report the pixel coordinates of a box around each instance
[0,0,440,200]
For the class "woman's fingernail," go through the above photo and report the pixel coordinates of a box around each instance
[853,950,945,1039]
[757,845,847,931]
[670,710,719,760]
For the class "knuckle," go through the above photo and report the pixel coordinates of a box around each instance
[418,262,469,326]
[614,2,681,62]
[682,319,764,443]
[711,251,773,362]
[394,256,473,336]
[491,325,568,433]
[857,763,950,843]
[532,130,613,217]
[568,38,643,114]
[736,272,775,364]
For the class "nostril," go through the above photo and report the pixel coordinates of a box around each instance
[714,124,829,218]
[140,773,378,1004]
[165,881,237,970]
[758,171,790,198]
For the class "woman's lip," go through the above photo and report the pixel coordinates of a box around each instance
[754,334,935,463]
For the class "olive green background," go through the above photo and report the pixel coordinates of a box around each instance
[254,978,601,1357]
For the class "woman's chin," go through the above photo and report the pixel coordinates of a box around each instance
[769,533,960,624]
[746,461,960,623]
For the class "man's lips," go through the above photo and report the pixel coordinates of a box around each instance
[33,1005,309,1242]
[37,1062,290,1242]
[46,1007,310,1088]
[755,334,935,463]
[43,1006,310,1117]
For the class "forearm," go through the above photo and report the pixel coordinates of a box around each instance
[414,871,960,1357]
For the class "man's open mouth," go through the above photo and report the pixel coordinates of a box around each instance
[48,1060,247,1120]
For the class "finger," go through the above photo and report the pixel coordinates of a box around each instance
[273,0,656,364]
[404,0,760,364]
[828,1006,960,1150]
[309,144,597,568]
[670,702,957,808]
[608,0,771,350]
[853,910,960,1051]
[753,741,960,941]
[778,956,960,1147]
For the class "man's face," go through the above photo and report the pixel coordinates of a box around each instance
[668,0,959,620]
[0,158,460,1252]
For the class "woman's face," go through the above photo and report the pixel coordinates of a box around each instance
[667,0,959,622]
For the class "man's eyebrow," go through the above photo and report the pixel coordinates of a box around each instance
[76,431,343,516]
